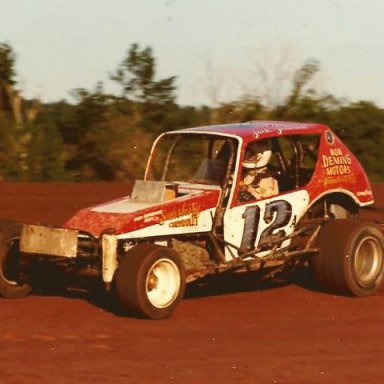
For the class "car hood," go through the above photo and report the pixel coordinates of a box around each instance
[63,185,221,238]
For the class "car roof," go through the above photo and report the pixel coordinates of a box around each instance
[170,121,328,143]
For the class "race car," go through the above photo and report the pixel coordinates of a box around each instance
[1,121,383,319]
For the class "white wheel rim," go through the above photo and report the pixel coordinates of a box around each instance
[146,258,181,308]
[354,236,383,285]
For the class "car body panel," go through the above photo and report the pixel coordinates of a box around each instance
[64,121,373,242]
[63,184,221,237]
[223,190,310,261]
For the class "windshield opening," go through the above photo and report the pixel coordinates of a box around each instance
[146,134,237,186]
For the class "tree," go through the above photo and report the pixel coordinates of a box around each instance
[273,59,321,120]
[56,83,149,180]
[0,42,16,116]
[112,43,176,104]
[328,101,384,182]
[287,59,320,107]
[0,43,23,125]
[111,44,177,134]
[0,43,25,179]
[0,42,16,86]
[208,97,266,124]
[26,112,67,181]
[245,45,298,108]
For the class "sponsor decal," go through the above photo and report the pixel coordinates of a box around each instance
[159,203,201,228]
[323,174,356,187]
[321,147,352,177]
[253,129,270,139]
[144,210,163,223]
[357,189,373,197]
[169,214,199,228]
[326,131,334,144]
[133,210,164,224]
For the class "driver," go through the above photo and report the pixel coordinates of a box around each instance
[238,140,278,202]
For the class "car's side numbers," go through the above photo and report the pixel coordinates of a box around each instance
[240,205,260,251]
[240,200,293,252]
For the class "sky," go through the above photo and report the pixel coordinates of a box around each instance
[1,0,383,107]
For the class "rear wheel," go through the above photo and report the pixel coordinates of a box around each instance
[115,244,185,319]
[0,221,32,299]
[314,219,384,296]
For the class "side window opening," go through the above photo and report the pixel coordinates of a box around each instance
[273,134,320,192]
[237,139,279,203]
[237,134,320,203]
[269,137,295,192]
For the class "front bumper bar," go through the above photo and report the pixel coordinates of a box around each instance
[20,224,78,258]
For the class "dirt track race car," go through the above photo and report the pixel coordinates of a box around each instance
[1,121,384,319]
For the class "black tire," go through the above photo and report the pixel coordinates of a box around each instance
[115,243,185,319]
[0,221,32,299]
[313,219,384,296]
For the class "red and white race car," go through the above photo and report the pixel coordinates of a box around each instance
[1,121,383,319]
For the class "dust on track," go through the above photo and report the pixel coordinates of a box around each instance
[1,182,384,384]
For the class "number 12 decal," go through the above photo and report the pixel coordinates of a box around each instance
[240,200,293,252]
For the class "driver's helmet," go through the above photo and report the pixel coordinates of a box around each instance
[242,140,272,169]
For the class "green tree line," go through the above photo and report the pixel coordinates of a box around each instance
[0,42,383,182]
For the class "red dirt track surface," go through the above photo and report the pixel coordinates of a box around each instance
[1,182,384,384]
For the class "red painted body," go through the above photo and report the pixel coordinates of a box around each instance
[64,187,221,237]
[63,121,373,238]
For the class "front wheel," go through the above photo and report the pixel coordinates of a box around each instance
[115,244,185,319]
[0,221,32,299]
[313,219,384,296]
